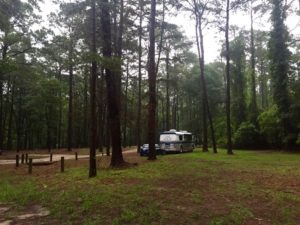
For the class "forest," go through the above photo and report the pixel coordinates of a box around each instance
[0,0,300,172]
[1,1,300,224]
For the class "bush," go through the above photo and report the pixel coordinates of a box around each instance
[233,122,260,149]
[258,105,281,148]
[214,118,228,147]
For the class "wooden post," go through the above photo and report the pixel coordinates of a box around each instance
[21,154,24,164]
[16,155,19,167]
[28,158,32,174]
[50,153,53,162]
[61,157,64,173]
[25,153,28,164]
[75,152,78,160]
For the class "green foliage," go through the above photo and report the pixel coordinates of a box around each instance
[1,0,300,152]
[258,105,281,147]
[268,0,296,148]
[230,32,247,130]
[233,122,260,149]
[215,117,227,147]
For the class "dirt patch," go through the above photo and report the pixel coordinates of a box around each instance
[149,158,300,225]
[255,172,300,195]
[213,169,300,225]
[0,203,54,225]
[0,150,145,178]
[148,174,228,225]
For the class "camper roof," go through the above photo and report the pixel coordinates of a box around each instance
[161,129,192,135]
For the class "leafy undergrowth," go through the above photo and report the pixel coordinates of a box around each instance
[0,149,299,225]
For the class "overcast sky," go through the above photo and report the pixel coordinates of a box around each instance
[39,1,300,63]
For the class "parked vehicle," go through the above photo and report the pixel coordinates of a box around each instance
[140,144,165,156]
[160,129,195,153]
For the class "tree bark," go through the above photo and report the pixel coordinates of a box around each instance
[16,88,24,151]
[194,2,218,153]
[0,42,8,151]
[206,99,217,153]
[97,68,104,153]
[249,1,258,126]
[57,68,63,149]
[89,0,97,178]
[225,0,233,154]
[83,67,89,147]
[123,61,129,148]
[136,0,143,153]
[46,110,51,152]
[172,93,177,129]
[7,78,15,151]
[3,75,11,150]
[166,49,170,130]
[148,0,157,161]
[0,78,3,152]
[155,0,166,75]
[101,0,124,167]
[194,3,208,152]
[106,111,110,156]
[67,38,74,152]
[259,61,268,109]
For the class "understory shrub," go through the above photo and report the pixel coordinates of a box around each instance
[233,122,260,149]
[258,105,282,148]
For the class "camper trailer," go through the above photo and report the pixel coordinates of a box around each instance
[159,129,195,153]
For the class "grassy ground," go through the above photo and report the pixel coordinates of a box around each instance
[0,149,299,225]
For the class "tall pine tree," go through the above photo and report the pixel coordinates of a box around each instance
[268,0,296,148]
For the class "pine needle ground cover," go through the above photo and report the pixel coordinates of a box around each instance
[0,149,299,225]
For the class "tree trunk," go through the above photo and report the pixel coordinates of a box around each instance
[259,60,268,109]
[249,1,258,126]
[123,61,129,148]
[166,49,170,130]
[89,0,98,177]
[57,68,63,149]
[172,94,177,129]
[16,88,24,151]
[161,95,165,130]
[116,0,124,96]
[106,112,110,156]
[199,18,217,154]
[136,0,143,153]
[0,42,8,150]
[0,43,8,151]
[46,110,51,153]
[194,5,208,152]
[3,76,12,149]
[206,98,217,153]
[7,78,15,151]
[83,67,89,147]
[225,0,233,154]
[147,0,157,161]
[155,0,165,75]
[98,68,104,153]
[67,38,74,152]
[101,0,124,166]
[0,78,3,152]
